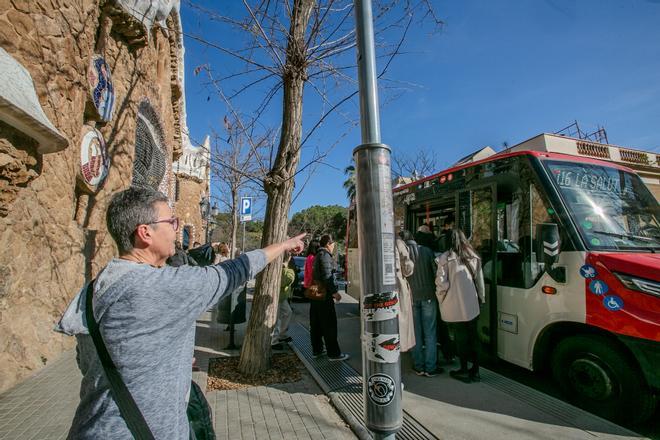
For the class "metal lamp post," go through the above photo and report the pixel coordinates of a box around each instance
[353,0,402,438]
[199,197,219,244]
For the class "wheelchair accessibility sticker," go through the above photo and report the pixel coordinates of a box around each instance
[589,279,608,295]
[579,264,597,279]
[603,295,624,311]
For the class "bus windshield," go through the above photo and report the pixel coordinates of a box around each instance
[543,160,660,252]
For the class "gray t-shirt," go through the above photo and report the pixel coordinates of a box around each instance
[56,250,266,439]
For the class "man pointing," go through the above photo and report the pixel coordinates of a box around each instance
[57,186,305,439]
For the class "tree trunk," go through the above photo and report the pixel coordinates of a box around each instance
[230,187,238,257]
[238,0,315,376]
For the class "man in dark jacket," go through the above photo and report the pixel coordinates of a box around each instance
[406,233,442,377]
[437,216,454,253]
[415,224,438,252]
[167,241,189,267]
[310,234,349,361]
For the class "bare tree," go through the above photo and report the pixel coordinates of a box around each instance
[184,0,442,375]
[391,147,437,179]
[209,115,270,257]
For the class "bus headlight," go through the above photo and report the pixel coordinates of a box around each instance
[614,273,660,298]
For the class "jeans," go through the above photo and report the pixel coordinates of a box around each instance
[271,300,293,345]
[412,299,438,372]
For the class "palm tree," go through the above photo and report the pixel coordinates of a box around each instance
[343,163,356,203]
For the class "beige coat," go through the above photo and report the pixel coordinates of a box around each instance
[395,238,416,352]
[435,250,485,323]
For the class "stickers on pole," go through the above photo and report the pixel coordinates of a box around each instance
[589,279,609,295]
[365,332,400,363]
[381,233,396,285]
[367,373,396,406]
[376,157,393,233]
[579,264,597,279]
[363,291,399,322]
[603,295,624,311]
[377,154,396,286]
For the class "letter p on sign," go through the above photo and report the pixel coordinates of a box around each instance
[241,197,252,221]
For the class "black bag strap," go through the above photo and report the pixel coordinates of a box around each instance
[85,281,156,440]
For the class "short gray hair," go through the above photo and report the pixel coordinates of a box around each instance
[106,187,169,254]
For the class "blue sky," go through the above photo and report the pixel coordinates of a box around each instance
[181,0,660,217]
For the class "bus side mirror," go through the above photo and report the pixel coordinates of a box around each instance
[536,223,566,283]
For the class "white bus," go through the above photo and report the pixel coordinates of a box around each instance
[347,149,660,424]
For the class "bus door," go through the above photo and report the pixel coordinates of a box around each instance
[406,196,454,234]
[457,184,497,353]
[494,173,567,369]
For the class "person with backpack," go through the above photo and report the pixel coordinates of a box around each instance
[406,231,441,377]
[435,228,485,383]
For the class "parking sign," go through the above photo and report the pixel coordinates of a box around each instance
[240,197,252,221]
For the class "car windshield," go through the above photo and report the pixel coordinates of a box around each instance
[544,160,660,252]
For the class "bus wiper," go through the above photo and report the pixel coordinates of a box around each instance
[591,230,657,242]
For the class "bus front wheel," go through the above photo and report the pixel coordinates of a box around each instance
[551,334,656,425]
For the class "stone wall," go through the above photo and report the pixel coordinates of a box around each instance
[0,0,185,392]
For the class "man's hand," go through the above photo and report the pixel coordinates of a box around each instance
[262,233,307,264]
[284,233,306,254]
[333,292,341,302]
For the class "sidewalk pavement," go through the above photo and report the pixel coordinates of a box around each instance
[0,309,356,440]
[288,295,648,440]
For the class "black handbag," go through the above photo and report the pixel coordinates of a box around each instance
[85,281,216,440]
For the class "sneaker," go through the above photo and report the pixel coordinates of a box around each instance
[469,369,481,382]
[279,336,293,343]
[423,368,444,377]
[328,353,350,361]
[449,369,472,383]
[413,368,425,376]
[312,349,326,358]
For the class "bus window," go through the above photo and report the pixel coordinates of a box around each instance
[495,177,553,289]
[543,160,660,251]
[456,186,495,274]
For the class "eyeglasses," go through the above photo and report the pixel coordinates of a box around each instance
[147,217,179,232]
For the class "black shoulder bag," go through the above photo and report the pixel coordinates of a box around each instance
[85,282,215,440]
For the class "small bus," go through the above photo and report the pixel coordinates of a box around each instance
[347,149,660,423]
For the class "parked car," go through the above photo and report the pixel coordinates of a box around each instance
[291,256,307,301]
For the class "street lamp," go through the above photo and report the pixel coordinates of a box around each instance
[199,197,219,244]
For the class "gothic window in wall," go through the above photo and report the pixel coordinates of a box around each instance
[131,101,171,199]
[182,225,192,249]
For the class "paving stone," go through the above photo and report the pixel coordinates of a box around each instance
[0,313,356,440]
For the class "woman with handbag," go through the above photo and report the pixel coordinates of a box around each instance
[308,234,349,361]
[303,240,320,289]
[435,229,485,383]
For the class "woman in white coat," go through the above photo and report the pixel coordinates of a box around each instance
[435,229,485,382]
[395,232,415,352]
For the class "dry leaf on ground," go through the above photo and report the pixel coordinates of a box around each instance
[207,353,304,391]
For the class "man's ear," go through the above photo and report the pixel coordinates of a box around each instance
[134,224,153,247]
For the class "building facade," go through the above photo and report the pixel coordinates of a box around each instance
[0,0,203,392]
[173,135,210,248]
